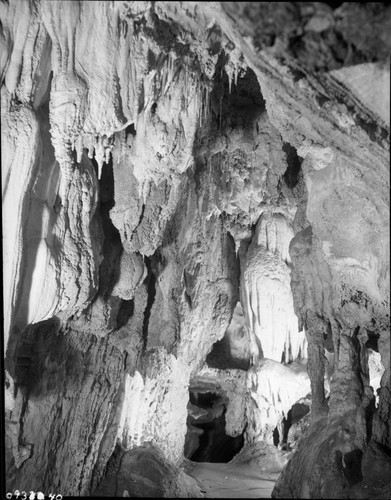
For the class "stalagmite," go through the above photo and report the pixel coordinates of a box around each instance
[241,213,307,363]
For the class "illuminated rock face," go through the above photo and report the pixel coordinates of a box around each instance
[240,212,307,363]
[246,359,310,443]
[2,1,390,498]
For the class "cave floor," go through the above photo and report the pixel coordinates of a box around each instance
[184,461,276,498]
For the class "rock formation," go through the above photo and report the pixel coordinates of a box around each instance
[2,1,390,498]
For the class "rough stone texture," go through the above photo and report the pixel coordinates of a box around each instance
[287,411,311,451]
[221,2,391,72]
[5,320,125,495]
[273,424,391,499]
[189,366,248,442]
[185,353,311,462]
[329,61,390,126]
[246,360,310,443]
[2,1,390,498]
[93,443,203,497]
[206,302,252,371]
[240,213,307,363]
[230,441,289,479]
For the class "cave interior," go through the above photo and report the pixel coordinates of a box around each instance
[2,1,391,499]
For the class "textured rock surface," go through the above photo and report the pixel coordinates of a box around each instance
[230,441,289,478]
[206,302,252,371]
[2,1,390,498]
[240,212,307,363]
[246,359,310,443]
[93,443,203,498]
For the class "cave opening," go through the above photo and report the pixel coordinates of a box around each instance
[208,52,266,133]
[142,255,158,350]
[282,142,303,189]
[206,335,250,371]
[273,427,280,447]
[90,154,135,329]
[280,402,310,450]
[90,154,123,295]
[184,389,245,463]
[365,330,380,352]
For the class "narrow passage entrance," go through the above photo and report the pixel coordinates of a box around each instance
[184,390,244,463]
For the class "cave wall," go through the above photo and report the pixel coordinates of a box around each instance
[2,1,390,497]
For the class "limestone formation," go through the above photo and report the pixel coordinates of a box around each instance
[2,1,390,498]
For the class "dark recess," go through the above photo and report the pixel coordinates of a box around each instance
[90,155,124,299]
[185,391,244,463]
[282,142,302,189]
[324,1,344,9]
[206,337,250,371]
[116,299,134,329]
[341,449,364,485]
[289,65,306,83]
[142,256,157,350]
[209,51,266,132]
[125,123,136,137]
[281,345,294,364]
[365,330,380,352]
[190,414,244,463]
[190,391,219,408]
[273,427,280,447]
[281,402,310,448]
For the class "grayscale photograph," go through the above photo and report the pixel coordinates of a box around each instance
[1,1,390,498]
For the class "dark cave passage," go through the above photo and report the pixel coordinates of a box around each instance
[279,402,311,450]
[90,154,123,298]
[206,335,250,371]
[209,54,266,133]
[282,142,303,189]
[184,390,244,463]
[90,154,135,329]
[273,427,280,447]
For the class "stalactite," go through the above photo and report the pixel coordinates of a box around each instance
[95,135,105,180]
